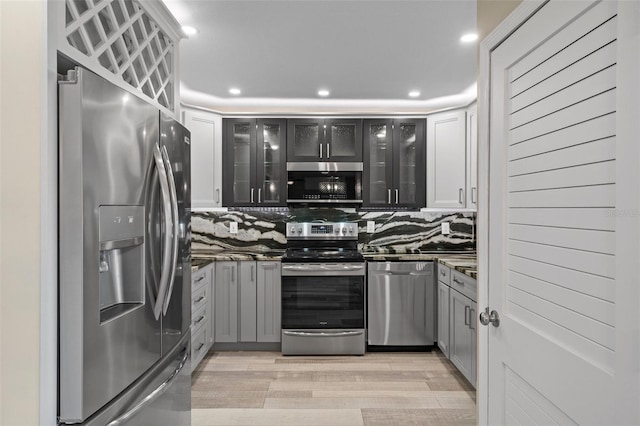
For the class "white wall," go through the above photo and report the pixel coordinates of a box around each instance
[0,1,46,424]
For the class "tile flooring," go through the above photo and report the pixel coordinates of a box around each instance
[191,350,476,426]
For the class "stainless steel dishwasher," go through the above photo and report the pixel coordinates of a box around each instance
[367,261,435,346]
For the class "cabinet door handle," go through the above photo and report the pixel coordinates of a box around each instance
[388,189,391,204]
[216,188,220,203]
[231,266,235,283]
[251,264,255,281]
[469,308,476,330]
[258,188,262,204]
[464,305,470,326]
[194,295,205,304]
[196,342,205,352]
[195,315,205,325]
[453,277,464,285]
[459,188,464,204]
[440,270,446,277]
[395,189,399,204]
[319,144,323,159]
[195,275,205,283]
[471,187,476,204]
[251,188,254,203]
[326,143,330,159]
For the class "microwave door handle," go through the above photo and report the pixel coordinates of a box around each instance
[152,144,172,320]
[161,146,180,315]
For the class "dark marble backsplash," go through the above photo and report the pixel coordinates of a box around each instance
[192,208,475,255]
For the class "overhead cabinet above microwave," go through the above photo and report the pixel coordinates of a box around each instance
[222,118,287,207]
[363,118,426,209]
[287,118,363,162]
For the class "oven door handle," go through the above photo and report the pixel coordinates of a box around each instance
[283,330,364,338]
[282,264,364,272]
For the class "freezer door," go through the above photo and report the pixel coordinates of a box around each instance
[59,68,162,423]
[159,113,192,355]
[83,334,191,426]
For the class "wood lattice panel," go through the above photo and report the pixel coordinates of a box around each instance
[65,0,175,111]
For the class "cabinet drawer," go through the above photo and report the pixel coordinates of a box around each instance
[192,284,208,313]
[450,270,476,302]
[437,264,451,285]
[192,265,211,291]
[192,302,208,332]
[191,324,210,372]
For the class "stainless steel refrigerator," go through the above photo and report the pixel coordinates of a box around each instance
[58,67,191,425]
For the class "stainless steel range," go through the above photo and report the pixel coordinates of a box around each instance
[281,222,366,355]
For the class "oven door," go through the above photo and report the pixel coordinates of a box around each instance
[281,263,365,329]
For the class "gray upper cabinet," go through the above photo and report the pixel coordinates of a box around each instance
[256,262,281,343]
[222,118,286,207]
[426,110,467,208]
[363,118,425,208]
[287,118,362,162]
[466,104,478,209]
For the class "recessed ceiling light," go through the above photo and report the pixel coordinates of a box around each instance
[182,26,198,36]
[318,89,330,97]
[229,88,241,95]
[460,33,478,43]
[408,91,421,98]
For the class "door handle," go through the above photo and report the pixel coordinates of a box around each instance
[459,188,464,204]
[251,188,254,203]
[258,188,262,203]
[152,144,172,320]
[464,305,470,326]
[161,146,179,315]
[395,189,399,204]
[194,295,205,304]
[479,307,500,327]
[319,144,323,159]
[326,143,330,159]
[251,264,255,281]
[471,187,476,204]
[216,188,220,203]
[388,189,391,204]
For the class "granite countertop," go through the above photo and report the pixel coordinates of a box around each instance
[436,255,477,280]
[192,251,477,279]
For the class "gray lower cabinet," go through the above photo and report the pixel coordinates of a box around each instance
[449,287,477,388]
[256,262,282,342]
[215,261,281,344]
[191,262,215,372]
[214,261,238,342]
[437,281,450,357]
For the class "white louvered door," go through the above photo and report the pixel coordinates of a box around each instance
[487,1,640,424]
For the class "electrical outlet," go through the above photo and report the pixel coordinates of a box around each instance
[229,222,238,234]
[367,221,376,233]
[441,222,450,235]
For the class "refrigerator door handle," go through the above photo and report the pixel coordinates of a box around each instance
[161,146,180,315]
[152,144,173,320]
[105,347,189,426]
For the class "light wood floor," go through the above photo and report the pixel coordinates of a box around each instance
[191,350,476,426]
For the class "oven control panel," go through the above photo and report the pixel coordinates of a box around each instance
[286,222,358,239]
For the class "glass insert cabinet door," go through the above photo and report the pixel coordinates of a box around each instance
[222,118,286,206]
[326,119,363,161]
[363,119,394,206]
[393,119,425,207]
[256,119,286,206]
[223,118,256,206]
[287,119,324,162]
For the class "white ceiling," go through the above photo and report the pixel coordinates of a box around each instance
[164,0,478,113]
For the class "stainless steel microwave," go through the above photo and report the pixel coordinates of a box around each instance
[286,162,363,204]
